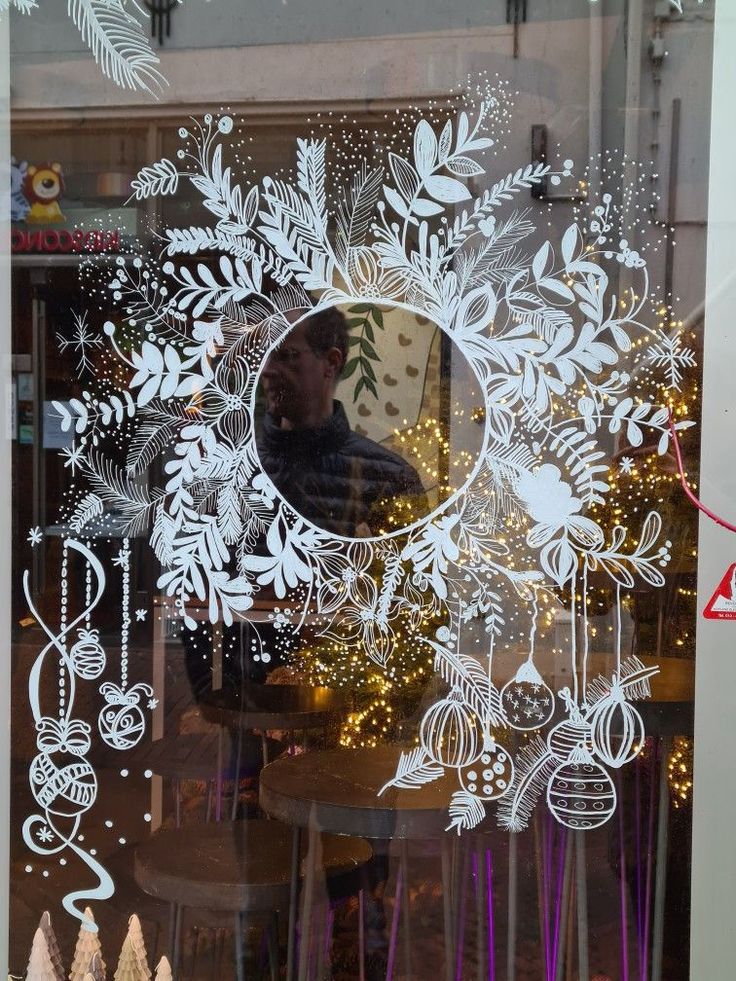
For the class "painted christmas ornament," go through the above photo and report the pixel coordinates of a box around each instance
[70,628,106,681]
[29,751,97,817]
[98,682,153,751]
[459,734,514,800]
[588,675,645,768]
[501,658,555,731]
[546,750,616,830]
[547,687,592,758]
[420,687,481,768]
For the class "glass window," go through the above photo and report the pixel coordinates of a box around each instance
[2,2,722,979]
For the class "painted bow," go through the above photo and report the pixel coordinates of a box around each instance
[36,716,92,756]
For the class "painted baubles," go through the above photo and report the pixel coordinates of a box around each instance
[70,628,106,681]
[420,687,480,768]
[30,751,97,817]
[459,734,514,801]
[546,749,616,830]
[98,682,152,751]
[588,677,645,768]
[547,715,593,759]
[501,658,555,731]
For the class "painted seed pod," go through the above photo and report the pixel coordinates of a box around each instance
[501,658,555,731]
[420,687,480,768]
[546,748,616,830]
[588,675,645,769]
[70,628,106,681]
[459,733,514,801]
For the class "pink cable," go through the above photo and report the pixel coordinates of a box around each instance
[668,411,736,534]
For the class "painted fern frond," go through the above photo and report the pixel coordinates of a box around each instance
[67,0,164,95]
[378,746,444,795]
[430,640,505,728]
[586,655,657,707]
[69,493,103,533]
[446,790,485,835]
[496,736,556,832]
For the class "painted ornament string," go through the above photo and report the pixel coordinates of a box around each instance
[23,539,114,929]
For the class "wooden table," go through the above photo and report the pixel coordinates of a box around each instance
[260,745,472,981]
[134,819,372,981]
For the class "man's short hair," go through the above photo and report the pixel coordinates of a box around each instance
[302,307,349,374]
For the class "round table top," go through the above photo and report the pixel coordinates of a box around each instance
[199,682,349,731]
[259,745,470,840]
[134,819,372,912]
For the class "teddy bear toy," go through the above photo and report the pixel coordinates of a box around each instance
[23,162,65,223]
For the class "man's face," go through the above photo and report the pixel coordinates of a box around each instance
[261,321,337,426]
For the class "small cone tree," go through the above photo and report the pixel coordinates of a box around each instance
[69,908,105,981]
[153,957,172,981]
[39,911,64,981]
[26,926,57,981]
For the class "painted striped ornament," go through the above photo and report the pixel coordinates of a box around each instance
[30,751,97,817]
[420,687,480,768]
[546,716,593,759]
[546,749,616,830]
[588,676,645,769]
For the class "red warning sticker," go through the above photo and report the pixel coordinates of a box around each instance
[703,564,736,619]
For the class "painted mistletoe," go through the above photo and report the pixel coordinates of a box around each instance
[46,83,694,838]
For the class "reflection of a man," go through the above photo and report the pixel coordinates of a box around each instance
[257,307,426,537]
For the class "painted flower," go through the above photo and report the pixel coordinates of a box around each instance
[619,456,634,475]
[194,355,251,445]
[323,601,396,667]
[516,464,603,549]
[348,248,405,301]
[316,541,375,616]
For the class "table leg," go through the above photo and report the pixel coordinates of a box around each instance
[287,825,302,981]
[575,831,589,981]
[441,837,455,981]
[651,736,671,981]
[267,912,279,981]
[507,830,518,981]
[358,888,366,981]
[474,840,487,981]
[298,826,318,981]
[455,842,470,980]
[400,839,412,980]
[169,902,182,980]
[234,912,244,981]
[554,831,574,981]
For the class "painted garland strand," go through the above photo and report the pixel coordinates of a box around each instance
[98,539,153,751]
[23,539,114,929]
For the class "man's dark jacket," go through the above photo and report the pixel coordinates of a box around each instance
[257,400,426,536]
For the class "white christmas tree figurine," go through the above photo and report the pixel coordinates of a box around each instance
[38,911,64,981]
[113,916,151,981]
[26,926,57,981]
[153,957,172,981]
[69,907,106,981]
